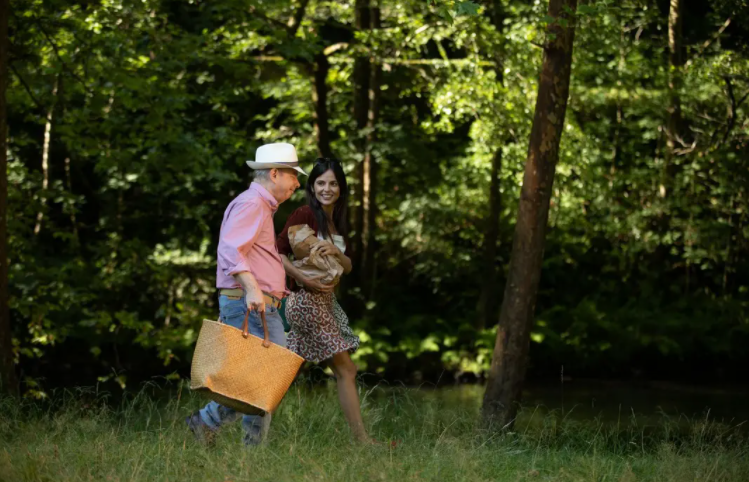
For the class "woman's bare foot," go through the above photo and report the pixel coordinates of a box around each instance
[353,435,398,448]
[354,435,378,445]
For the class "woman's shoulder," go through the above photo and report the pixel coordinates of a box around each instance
[287,205,318,228]
[291,205,314,216]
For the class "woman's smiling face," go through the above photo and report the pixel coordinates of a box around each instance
[313,169,341,207]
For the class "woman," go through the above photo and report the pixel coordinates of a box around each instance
[276,158,371,444]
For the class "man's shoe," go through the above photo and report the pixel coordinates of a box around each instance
[186,411,217,446]
[243,430,263,446]
[243,413,271,446]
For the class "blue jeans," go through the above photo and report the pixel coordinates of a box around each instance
[199,294,287,445]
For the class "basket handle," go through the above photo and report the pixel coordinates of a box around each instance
[242,309,272,348]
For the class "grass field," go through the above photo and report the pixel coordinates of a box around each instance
[1,381,748,481]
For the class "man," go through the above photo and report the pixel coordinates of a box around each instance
[186,142,305,446]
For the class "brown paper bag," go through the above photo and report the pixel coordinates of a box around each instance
[287,224,344,285]
[288,224,318,259]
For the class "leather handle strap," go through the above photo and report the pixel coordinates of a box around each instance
[241,309,272,348]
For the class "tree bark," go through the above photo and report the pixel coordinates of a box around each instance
[351,0,370,275]
[663,0,683,196]
[34,77,59,235]
[0,0,19,396]
[611,22,626,174]
[477,0,506,329]
[482,0,578,430]
[361,4,380,297]
[313,52,333,158]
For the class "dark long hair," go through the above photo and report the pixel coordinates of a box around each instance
[305,158,349,240]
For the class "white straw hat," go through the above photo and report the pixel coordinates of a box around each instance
[246,143,307,176]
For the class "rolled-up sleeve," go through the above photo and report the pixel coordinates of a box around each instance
[218,201,263,276]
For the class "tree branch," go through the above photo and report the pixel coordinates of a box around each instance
[248,5,288,30]
[287,0,311,37]
[9,64,44,111]
[685,17,731,69]
[529,40,545,49]
[737,90,749,110]
[722,75,738,145]
[245,55,494,66]
[323,42,349,56]
[33,17,93,95]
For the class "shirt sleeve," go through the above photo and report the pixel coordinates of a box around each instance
[218,201,264,276]
[277,207,311,257]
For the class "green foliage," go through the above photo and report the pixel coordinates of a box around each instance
[5,0,749,392]
[428,1,482,24]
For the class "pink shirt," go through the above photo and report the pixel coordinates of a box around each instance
[215,183,287,298]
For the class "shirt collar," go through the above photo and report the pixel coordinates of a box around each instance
[249,182,279,212]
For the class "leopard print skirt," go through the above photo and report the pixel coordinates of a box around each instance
[285,289,360,363]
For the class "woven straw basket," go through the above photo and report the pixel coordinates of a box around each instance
[190,310,304,415]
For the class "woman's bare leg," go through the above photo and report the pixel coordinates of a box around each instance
[328,351,370,442]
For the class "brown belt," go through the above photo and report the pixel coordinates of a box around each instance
[218,288,282,309]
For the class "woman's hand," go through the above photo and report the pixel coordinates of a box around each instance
[282,255,336,293]
[313,240,343,260]
[300,274,335,293]
[312,240,352,275]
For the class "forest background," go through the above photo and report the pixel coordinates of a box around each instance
[3,0,749,397]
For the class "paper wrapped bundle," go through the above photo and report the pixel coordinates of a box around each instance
[288,225,318,259]
[288,224,344,286]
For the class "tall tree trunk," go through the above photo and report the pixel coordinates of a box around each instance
[361,3,381,297]
[654,0,684,273]
[34,77,59,235]
[0,0,19,396]
[663,0,683,197]
[477,0,506,329]
[351,0,371,276]
[477,148,502,329]
[611,22,626,174]
[482,0,578,430]
[313,52,333,158]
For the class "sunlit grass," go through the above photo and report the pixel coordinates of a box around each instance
[1,381,748,481]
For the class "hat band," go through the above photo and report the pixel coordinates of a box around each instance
[256,161,299,167]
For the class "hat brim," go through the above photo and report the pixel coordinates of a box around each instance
[246,161,307,176]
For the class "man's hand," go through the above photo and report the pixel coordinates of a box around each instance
[245,285,266,313]
[233,271,266,313]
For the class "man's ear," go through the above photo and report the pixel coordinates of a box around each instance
[269,168,279,182]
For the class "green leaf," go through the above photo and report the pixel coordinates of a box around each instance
[454,1,480,16]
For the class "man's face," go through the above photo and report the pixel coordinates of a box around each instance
[271,168,301,203]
